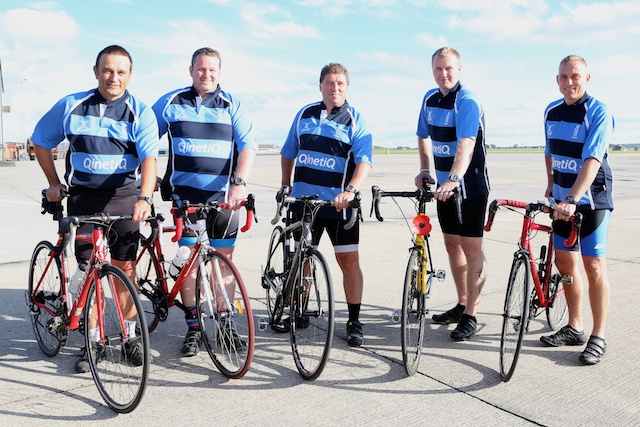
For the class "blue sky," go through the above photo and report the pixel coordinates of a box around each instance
[1,0,639,148]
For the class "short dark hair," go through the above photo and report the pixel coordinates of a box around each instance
[191,47,222,67]
[319,63,349,84]
[95,45,133,70]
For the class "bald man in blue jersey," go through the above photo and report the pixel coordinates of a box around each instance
[153,47,257,357]
[539,55,614,366]
[33,45,159,372]
[414,47,490,342]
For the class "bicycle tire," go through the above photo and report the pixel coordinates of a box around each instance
[263,226,287,325]
[546,264,568,330]
[401,248,428,376]
[290,248,334,381]
[197,251,255,379]
[28,241,66,357]
[134,241,162,333]
[85,264,150,413]
[500,253,531,382]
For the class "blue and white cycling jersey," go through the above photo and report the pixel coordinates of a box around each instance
[544,93,614,210]
[32,89,159,190]
[281,100,373,219]
[153,85,256,203]
[416,82,489,199]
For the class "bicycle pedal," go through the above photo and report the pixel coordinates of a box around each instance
[258,317,269,331]
[391,309,401,323]
[436,270,446,281]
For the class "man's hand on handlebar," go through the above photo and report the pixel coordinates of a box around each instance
[434,179,459,202]
[46,183,67,202]
[226,183,248,211]
[334,190,356,211]
[414,170,435,188]
[276,185,291,203]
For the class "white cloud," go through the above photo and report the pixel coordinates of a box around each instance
[414,32,449,50]
[241,3,321,40]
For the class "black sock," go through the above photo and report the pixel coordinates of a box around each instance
[454,303,466,314]
[348,303,361,323]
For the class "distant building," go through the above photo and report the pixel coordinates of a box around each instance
[258,144,280,153]
[611,144,626,151]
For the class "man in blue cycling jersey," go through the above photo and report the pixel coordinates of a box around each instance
[153,47,256,357]
[414,47,490,342]
[539,55,614,366]
[278,63,373,347]
[32,45,159,373]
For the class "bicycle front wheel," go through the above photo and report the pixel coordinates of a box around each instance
[546,264,568,330]
[500,253,531,382]
[401,248,428,376]
[85,264,150,413]
[134,241,163,333]
[28,241,66,357]
[197,251,255,379]
[290,248,334,381]
[263,226,287,325]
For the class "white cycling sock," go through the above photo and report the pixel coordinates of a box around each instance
[125,320,137,337]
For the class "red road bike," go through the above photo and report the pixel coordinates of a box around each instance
[134,196,256,379]
[484,198,581,382]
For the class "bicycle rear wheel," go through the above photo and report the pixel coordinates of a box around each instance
[401,248,428,376]
[85,264,150,413]
[134,242,163,333]
[546,265,568,330]
[28,241,66,357]
[262,226,287,325]
[198,251,255,379]
[500,253,531,382]
[290,248,334,381]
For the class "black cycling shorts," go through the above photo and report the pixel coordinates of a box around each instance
[291,211,360,253]
[437,195,488,238]
[68,184,140,262]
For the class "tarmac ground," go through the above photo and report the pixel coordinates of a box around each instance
[0,152,638,426]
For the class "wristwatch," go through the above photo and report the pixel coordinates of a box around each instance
[565,195,577,204]
[448,174,461,183]
[232,177,246,186]
[345,185,357,193]
[137,196,153,206]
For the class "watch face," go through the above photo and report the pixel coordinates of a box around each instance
[449,174,460,182]
[233,178,246,186]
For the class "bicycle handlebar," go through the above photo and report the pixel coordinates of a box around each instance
[370,185,435,222]
[140,213,166,246]
[370,183,462,224]
[270,192,361,231]
[484,198,583,247]
[170,194,257,243]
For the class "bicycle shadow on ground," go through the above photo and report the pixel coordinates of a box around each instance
[0,288,126,420]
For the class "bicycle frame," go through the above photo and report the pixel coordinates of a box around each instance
[31,214,133,340]
[484,199,582,310]
[515,209,556,309]
[370,185,444,312]
[137,197,256,318]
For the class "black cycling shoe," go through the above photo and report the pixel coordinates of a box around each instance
[432,304,465,324]
[123,336,145,366]
[540,325,587,347]
[75,342,106,373]
[579,336,606,365]
[181,328,202,357]
[347,321,364,347]
[271,316,310,333]
[450,314,477,341]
